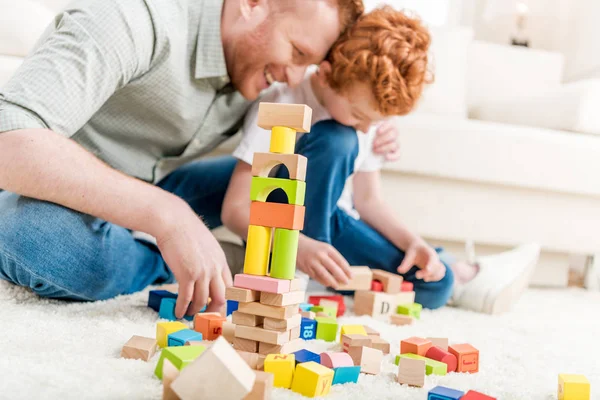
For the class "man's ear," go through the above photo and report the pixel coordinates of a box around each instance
[240,0,261,20]
[316,61,332,86]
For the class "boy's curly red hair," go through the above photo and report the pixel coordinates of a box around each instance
[326,6,432,116]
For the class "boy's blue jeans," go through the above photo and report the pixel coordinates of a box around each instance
[0,120,452,308]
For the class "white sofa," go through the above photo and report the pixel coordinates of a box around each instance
[2,2,599,288]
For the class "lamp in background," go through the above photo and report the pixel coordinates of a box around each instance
[483,0,530,47]
[511,2,530,47]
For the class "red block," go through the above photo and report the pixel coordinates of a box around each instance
[461,390,496,400]
[371,280,383,292]
[425,346,458,373]
[401,281,414,292]
[307,295,345,317]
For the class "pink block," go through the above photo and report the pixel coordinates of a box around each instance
[233,274,291,294]
[320,352,354,369]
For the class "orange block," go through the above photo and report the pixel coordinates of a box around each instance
[249,202,305,230]
[400,337,432,356]
[194,314,227,340]
[449,343,479,373]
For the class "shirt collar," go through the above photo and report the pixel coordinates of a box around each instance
[194,0,230,87]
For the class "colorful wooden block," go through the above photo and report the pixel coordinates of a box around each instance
[291,361,334,398]
[307,295,345,317]
[397,357,425,387]
[401,281,414,292]
[264,354,295,388]
[234,274,291,294]
[336,267,373,291]
[301,311,316,319]
[427,337,449,351]
[232,311,264,327]
[462,390,497,400]
[258,338,305,355]
[250,177,306,205]
[428,386,465,400]
[226,287,260,303]
[332,366,361,385]
[168,329,203,347]
[320,352,354,369]
[372,269,403,293]
[318,299,339,316]
[158,298,194,321]
[270,228,300,279]
[396,354,448,376]
[368,336,391,355]
[258,102,312,133]
[226,300,239,316]
[363,326,380,336]
[222,321,235,343]
[171,337,255,400]
[162,358,180,400]
[250,201,305,230]
[354,291,396,321]
[448,343,479,373]
[299,302,313,312]
[341,334,372,353]
[390,314,414,326]
[156,321,188,348]
[154,345,206,380]
[300,318,317,340]
[558,374,590,400]
[194,314,226,340]
[371,280,384,292]
[237,302,298,319]
[244,225,272,276]
[233,337,259,353]
[252,152,307,181]
[244,370,274,400]
[315,317,338,342]
[293,349,321,365]
[397,303,422,319]
[310,305,336,318]
[340,325,367,341]
[270,126,296,154]
[148,290,177,312]
[120,335,157,361]
[426,346,457,373]
[260,290,305,307]
[236,325,290,345]
[347,346,383,374]
[401,337,432,356]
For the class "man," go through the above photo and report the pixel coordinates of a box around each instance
[0,0,372,319]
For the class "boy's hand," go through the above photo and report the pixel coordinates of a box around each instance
[297,235,353,288]
[373,120,401,161]
[397,238,446,282]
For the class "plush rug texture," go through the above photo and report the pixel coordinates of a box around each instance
[0,279,598,400]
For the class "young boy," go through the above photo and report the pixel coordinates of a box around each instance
[222,7,540,314]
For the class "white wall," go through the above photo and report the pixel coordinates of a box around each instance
[364,0,464,26]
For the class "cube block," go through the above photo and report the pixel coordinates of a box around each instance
[148,290,177,312]
[315,317,338,342]
[156,321,188,348]
[120,335,157,361]
[558,374,590,400]
[154,345,206,380]
[462,390,497,400]
[291,361,334,398]
[448,343,479,373]
[264,354,295,388]
[194,314,227,340]
[332,366,361,385]
[396,353,448,376]
[401,337,432,356]
[293,349,321,365]
[428,386,464,400]
[397,303,423,319]
[397,357,425,387]
[300,318,317,340]
[336,267,373,291]
[168,329,203,347]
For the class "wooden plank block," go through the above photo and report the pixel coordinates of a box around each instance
[171,337,256,400]
[250,177,306,206]
[289,278,304,292]
[162,359,180,400]
[363,326,380,336]
[238,301,298,319]
[449,343,480,373]
[395,354,448,376]
[234,274,291,294]
[372,270,403,294]
[235,325,290,345]
[243,225,272,276]
[226,287,260,303]
[250,202,305,230]
[427,337,449,351]
[390,314,414,326]
[222,321,235,343]
[270,228,299,280]
[252,152,307,181]
[341,334,372,353]
[397,357,425,387]
[347,346,382,375]
[260,291,305,307]
[121,335,157,361]
[401,337,432,356]
[336,267,373,291]
[232,311,265,327]
[257,102,312,133]
[243,370,274,400]
[258,338,305,355]
[263,314,302,332]
[354,291,396,321]
[233,337,259,353]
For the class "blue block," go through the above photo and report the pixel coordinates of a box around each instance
[428,386,464,400]
[300,318,317,340]
[159,298,194,321]
[167,329,203,347]
[227,300,239,316]
[148,290,177,312]
[299,302,313,312]
[292,349,320,365]
[332,366,361,385]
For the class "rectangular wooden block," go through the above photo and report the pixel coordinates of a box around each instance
[250,202,305,230]
[336,267,373,291]
[395,291,416,305]
[427,337,449,351]
[234,274,291,294]
[354,291,397,321]
[257,102,312,133]
[234,337,259,353]
[301,311,316,319]
[260,290,305,307]
[259,338,305,355]
[238,301,298,320]
[449,344,479,373]
[347,346,382,375]
[398,357,425,387]
[236,325,290,345]
[390,314,414,326]
[307,295,345,317]
[148,290,177,312]
[372,270,403,294]
[289,278,304,292]
[341,334,372,353]
[252,152,307,181]
[226,287,260,303]
[270,228,300,280]
[397,354,448,376]
[162,358,180,400]
[461,390,497,400]
[233,311,265,327]
[244,370,274,400]
[397,302,423,319]
[263,314,302,332]
[401,337,432,356]
[243,225,272,276]
[222,321,235,344]
[290,361,334,398]
[121,335,157,361]
[363,326,380,336]
[368,336,391,355]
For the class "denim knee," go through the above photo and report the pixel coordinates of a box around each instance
[417,266,455,310]
[306,120,359,160]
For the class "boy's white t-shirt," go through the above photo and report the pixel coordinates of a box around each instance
[233,68,385,218]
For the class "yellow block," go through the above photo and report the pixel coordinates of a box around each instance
[558,374,590,400]
[243,225,272,276]
[269,126,296,154]
[291,361,334,398]
[156,322,188,348]
[340,325,368,342]
[264,354,295,388]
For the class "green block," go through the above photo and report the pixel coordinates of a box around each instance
[270,228,299,279]
[250,177,306,206]
[154,345,206,380]
[396,303,422,319]
[315,317,338,342]
[394,353,447,376]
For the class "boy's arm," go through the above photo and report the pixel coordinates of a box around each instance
[222,161,253,238]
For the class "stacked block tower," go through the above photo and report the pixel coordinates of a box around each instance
[226,102,312,356]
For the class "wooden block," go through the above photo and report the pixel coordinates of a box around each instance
[397,302,422,319]
[226,287,260,303]
[347,346,383,374]
[315,317,338,342]
[315,312,330,318]
[155,345,206,380]
[232,311,265,327]
[289,278,304,292]
[390,314,414,326]
[148,290,178,312]
[237,350,263,369]
[332,366,361,385]
[236,325,290,345]
[320,352,354,369]
[427,337,449,351]
[194,314,226,340]
[222,321,235,343]
[363,326,380,336]
[397,357,425,387]
[307,295,345,317]
[289,325,300,340]
[426,346,457,373]
[257,102,312,133]
[558,374,590,400]
[270,126,296,154]
[395,291,416,305]
[401,281,414,292]
[234,274,291,294]
[263,314,302,331]
[292,349,321,364]
[156,322,188,348]
[340,325,367,341]
[290,361,334,398]
[162,358,180,400]
[258,338,305,355]
[227,300,239,316]
[250,202,305,230]
[461,390,497,400]
[121,335,157,361]
[368,336,390,355]
[371,280,383,292]
[168,329,203,347]
[341,334,372,353]
[260,290,305,307]
[401,337,432,356]
[372,270,403,294]
[396,353,448,376]
[185,340,212,347]
[428,386,464,399]
[301,311,316,319]
[264,354,295,388]
[354,291,396,321]
[270,228,300,280]
[158,298,179,321]
[449,344,479,373]
[336,266,373,291]
[252,152,307,181]
[318,299,339,315]
[233,337,259,353]
[243,370,274,400]
[300,318,317,340]
[171,337,256,400]
[250,177,305,206]
[243,225,272,276]
[238,301,298,319]
[310,305,336,318]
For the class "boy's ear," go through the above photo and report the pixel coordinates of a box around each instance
[316,61,332,86]
[240,0,262,20]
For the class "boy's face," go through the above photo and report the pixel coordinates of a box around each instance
[321,82,385,133]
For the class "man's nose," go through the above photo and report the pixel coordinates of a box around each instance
[286,65,307,88]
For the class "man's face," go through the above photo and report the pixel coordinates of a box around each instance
[227,0,341,100]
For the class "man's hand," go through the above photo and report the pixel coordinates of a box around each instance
[297,235,352,288]
[154,200,232,319]
[397,238,446,282]
[373,120,401,161]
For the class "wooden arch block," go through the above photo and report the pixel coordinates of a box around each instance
[250,177,306,206]
[249,202,305,230]
[258,102,312,133]
[252,153,307,181]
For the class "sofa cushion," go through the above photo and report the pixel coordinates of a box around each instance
[0,0,55,57]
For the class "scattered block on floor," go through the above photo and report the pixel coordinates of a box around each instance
[301,311,316,319]
[428,386,464,400]
[372,269,403,293]
[348,346,383,375]
[171,337,256,400]
[159,298,192,321]
[341,334,372,353]
[461,390,497,400]
[233,337,259,353]
[293,349,321,365]
[162,358,180,400]
[363,326,380,337]
[234,274,291,294]
[315,317,338,342]
[244,370,274,400]
[336,267,373,291]
[397,303,422,319]
[148,290,178,312]
[371,280,383,292]
[427,337,449,351]
[257,102,313,133]
[307,295,345,317]
[226,287,260,303]
[340,325,367,341]
[236,325,290,345]
[318,299,339,316]
[222,321,235,343]
[264,354,295,388]
[354,291,396,321]
[227,300,239,316]
[291,361,334,398]
[168,329,203,347]
[237,302,298,320]
[258,338,304,355]
[250,201,305,230]
[320,352,354,369]
[237,350,263,370]
[426,346,457,373]
[397,357,425,387]
[194,314,227,340]
[558,374,590,400]
[300,318,317,340]
[332,366,361,385]
[396,353,448,376]
[401,337,432,356]
[120,335,157,361]
[401,281,414,292]
[232,311,265,327]
[260,290,305,307]
[368,336,390,354]
[390,314,413,326]
[154,345,206,380]
[448,343,479,373]
[157,321,188,348]
[251,152,307,181]
[263,314,302,332]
